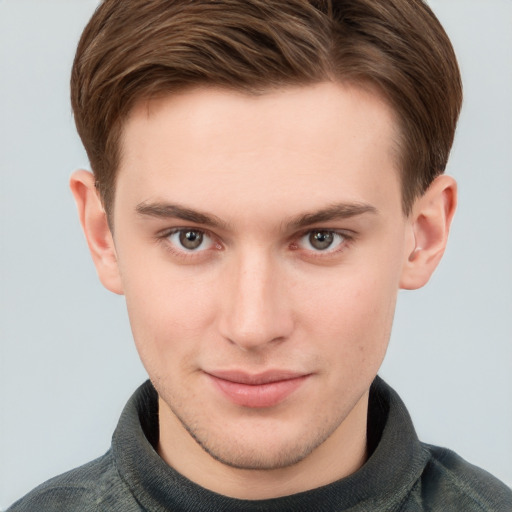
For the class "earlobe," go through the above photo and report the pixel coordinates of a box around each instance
[399,175,457,290]
[70,170,124,295]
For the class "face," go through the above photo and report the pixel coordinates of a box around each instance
[111,83,410,472]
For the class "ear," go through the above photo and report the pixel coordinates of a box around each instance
[70,170,124,295]
[399,175,457,290]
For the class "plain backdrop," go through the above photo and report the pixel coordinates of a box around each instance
[1,0,511,508]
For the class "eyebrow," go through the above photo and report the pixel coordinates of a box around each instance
[135,200,378,230]
[136,201,229,229]
[288,202,378,229]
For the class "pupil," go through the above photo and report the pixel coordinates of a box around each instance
[310,231,333,250]
[179,230,203,249]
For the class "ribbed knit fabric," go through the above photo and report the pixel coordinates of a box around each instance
[8,377,512,511]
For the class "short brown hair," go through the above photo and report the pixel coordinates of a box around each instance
[71,0,462,218]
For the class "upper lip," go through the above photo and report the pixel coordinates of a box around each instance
[206,370,309,385]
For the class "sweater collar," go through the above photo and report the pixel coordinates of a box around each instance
[112,377,428,512]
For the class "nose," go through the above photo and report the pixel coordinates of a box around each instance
[218,250,294,351]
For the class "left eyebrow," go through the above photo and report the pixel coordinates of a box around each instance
[287,202,378,230]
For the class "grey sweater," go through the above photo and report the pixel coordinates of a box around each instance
[8,378,512,511]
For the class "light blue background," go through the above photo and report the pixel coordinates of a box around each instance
[1,0,511,508]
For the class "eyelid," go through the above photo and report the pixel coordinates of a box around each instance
[291,228,356,255]
[295,227,355,241]
[158,226,212,240]
[157,226,222,257]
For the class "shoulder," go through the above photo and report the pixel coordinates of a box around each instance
[405,443,512,512]
[6,450,140,512]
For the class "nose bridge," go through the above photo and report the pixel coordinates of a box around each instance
[220,247,291,350]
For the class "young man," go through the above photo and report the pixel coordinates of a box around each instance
[8,0,511,510]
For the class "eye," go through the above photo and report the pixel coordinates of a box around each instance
[298,230,346,252]
[167,229,214,252]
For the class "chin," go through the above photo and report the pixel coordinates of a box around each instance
[189,431,322,471]
[171,403,341,471]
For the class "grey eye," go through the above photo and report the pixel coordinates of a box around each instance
[309,231,334,250]
[166,229,214,252]
[179,230,204,250]
[298,230,346,252]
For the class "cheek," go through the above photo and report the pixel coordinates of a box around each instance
[310,281,396,399]
[295,256,401,371]
[121,260,219,365]
[303,275,396,342]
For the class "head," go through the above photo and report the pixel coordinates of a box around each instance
[70,0,461,497]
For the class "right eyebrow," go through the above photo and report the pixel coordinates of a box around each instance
[135,201,229,230]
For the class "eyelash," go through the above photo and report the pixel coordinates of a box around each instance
[157,228,221,260]
[291,229,354,258]
[156,227,354,260]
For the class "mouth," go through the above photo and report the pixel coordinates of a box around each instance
[205,370,311,408]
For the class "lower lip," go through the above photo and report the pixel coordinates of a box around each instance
[208,374,309,408]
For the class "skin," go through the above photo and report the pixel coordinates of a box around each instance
[71,82,456,499]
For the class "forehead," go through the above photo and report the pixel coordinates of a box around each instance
[115,82,403,222]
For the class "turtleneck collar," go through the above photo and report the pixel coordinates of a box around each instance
[112,376,429,512]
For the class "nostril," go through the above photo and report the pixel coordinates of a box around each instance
[226,331,288,353]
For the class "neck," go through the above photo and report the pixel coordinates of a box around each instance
[157,391,369,500]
